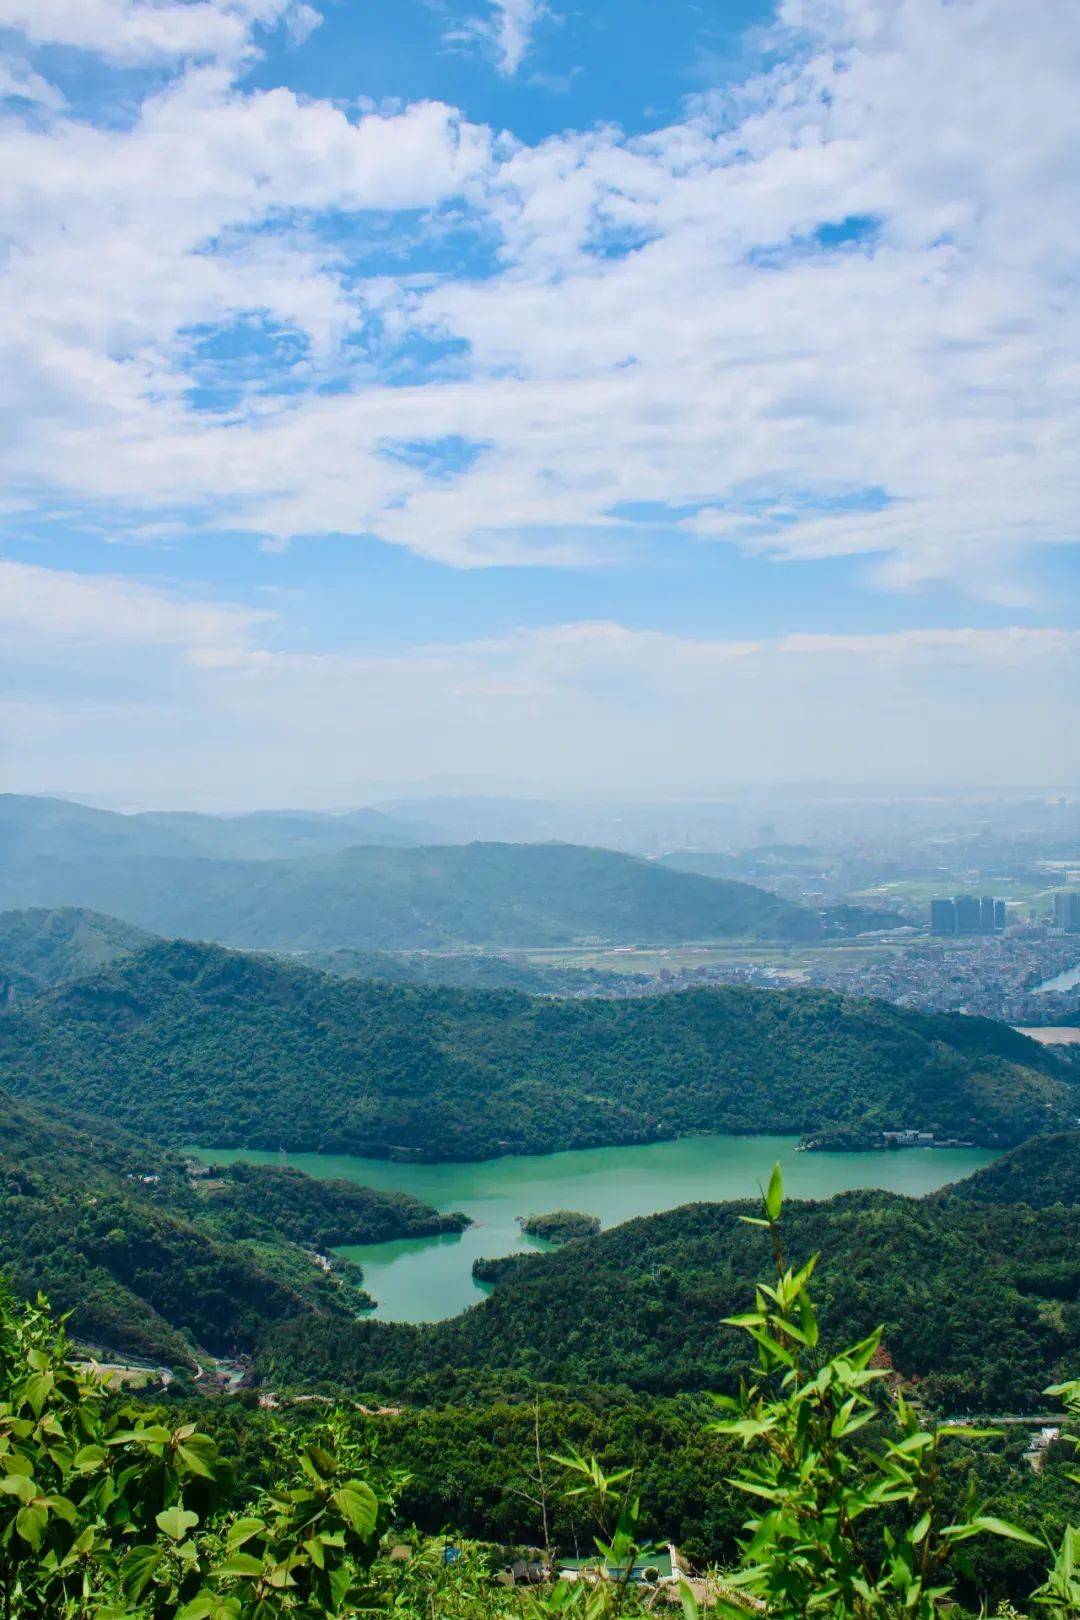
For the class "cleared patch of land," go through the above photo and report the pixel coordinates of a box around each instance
[1014,1026,1080,1045]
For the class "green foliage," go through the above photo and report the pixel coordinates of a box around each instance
[945,1133,1080,1210]
[0,1223,1076,1616]
[518,1213,601,1246]
[1,939,1070,1159]
[261,1187,1080,1413]
[709,1165,1080,1618]
[0,909,151,995]
[198,1162,469,1251]
[0,1097,457,1366]
[0,1282,391,1617]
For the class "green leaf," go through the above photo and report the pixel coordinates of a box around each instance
[156,1505,200,1542]
[177,1443,216,1479]
[15,1502,47,1549]
[175,1595,220,1620]
[120,1544,164,1602]
[969,1515,1045,1548]
[679,1579,700,1619]
[21,1372,54,1417]
[72,1444,107,1471]
[226,1516,267,1547]
[738,1216,771,1228]
[764,1162,783,1223]
[214,1552,265,1578]
[332,1481,379,1540]
[327,1560,352,1611]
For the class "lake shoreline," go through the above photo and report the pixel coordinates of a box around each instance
[190,1134,996,1326]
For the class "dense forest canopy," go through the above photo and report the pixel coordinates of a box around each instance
[260,1182,1080,1413]
[0,1096,459,1364]
[945,1130,1080,1208]
[0,938,1071,1159]
[0,905,152,993]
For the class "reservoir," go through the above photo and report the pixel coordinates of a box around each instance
[196,1135,995,1323]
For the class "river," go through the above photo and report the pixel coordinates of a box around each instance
[1035,961,1080,994]
[196,1135,995,1323]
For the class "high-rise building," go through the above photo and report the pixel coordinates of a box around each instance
[994,899,1007,931]
[980,896,996,933]
[954,895,981,933]
[1054,891,1080,933]
[930,899,956,936]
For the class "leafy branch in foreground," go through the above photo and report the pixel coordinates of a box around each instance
[708,1164,1080,1619]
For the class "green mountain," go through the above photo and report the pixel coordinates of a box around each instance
[0,906,152,992]
[0,908,638,1001]
[0,938,1070,1158]
[0,823,820,949]
[0,1094,461,1366]
[0,793,425,865]
[136,805,428,858]
[261,1184,1080,1413]
[945,1130,1080,1208]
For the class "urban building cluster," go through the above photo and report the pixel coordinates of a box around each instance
[1054,890,1080,932]
[929,895,1006,935]
[560,933,1080,1024]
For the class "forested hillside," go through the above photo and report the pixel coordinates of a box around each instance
[944,1130,1080,1207]
[0,938,1070,1157]
[0,906,151,992]
[261,1186,1080,1412]
[0,907,641,1001]
[0,828,819,949]
[0,1097,460,1364]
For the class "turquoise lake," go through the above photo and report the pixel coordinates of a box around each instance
[196,1136,995,1323]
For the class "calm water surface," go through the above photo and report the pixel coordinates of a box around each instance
[1036,961,1080,993]
[196,1136,995,1323]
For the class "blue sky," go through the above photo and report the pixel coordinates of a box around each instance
[0,0,1077,807]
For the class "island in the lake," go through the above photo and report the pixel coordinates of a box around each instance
[518,1209,602,1244]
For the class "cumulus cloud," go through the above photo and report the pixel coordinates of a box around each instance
[0,0,1076,598]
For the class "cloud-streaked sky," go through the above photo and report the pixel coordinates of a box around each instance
[0,0,1077,807]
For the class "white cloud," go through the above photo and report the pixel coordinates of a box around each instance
[0,59,66,109]
[0,0,318,64]
[486,0,547,76]
[0,560,268,648]
[4,597,1077,804]
[0,0,1076,596]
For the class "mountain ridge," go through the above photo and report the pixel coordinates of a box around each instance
[0,936,1070,1159]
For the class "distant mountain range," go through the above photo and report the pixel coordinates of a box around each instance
[0,795,821,948]
[0,793,428,864]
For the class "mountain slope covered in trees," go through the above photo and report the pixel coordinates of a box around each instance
[0,1096,461,1364]
[0,819,821,948]
[945,1130,1080,1208]
[0,939,1071,1158]
[262,1185,1080,1413]
[0,906,152,992]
